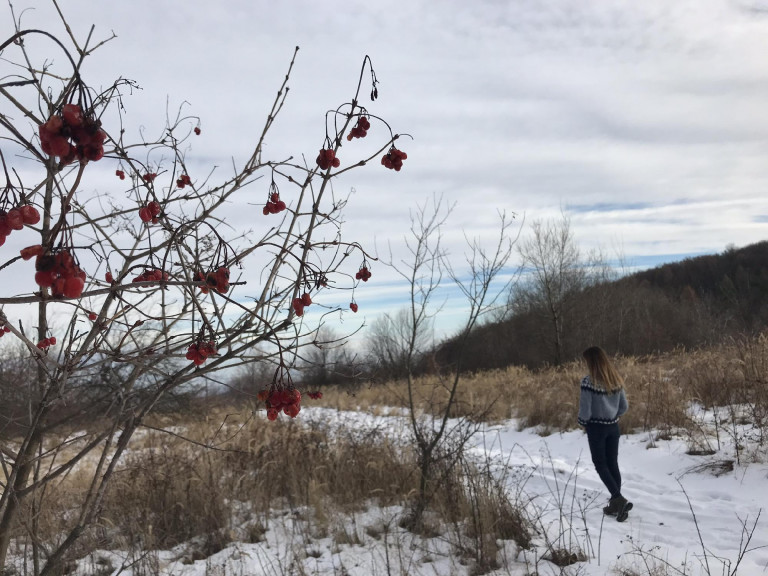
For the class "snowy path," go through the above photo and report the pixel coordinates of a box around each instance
[474,423,768,575]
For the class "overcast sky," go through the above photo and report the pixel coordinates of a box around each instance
[4,0,768,339]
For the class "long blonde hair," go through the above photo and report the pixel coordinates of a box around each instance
[582,346,624,392]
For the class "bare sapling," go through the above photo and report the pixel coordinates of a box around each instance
[379,194,516,531]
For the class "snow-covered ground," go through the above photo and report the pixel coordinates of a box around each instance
[68,407,767,576]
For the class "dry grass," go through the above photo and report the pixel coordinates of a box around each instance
[99,413,418,550]
[323,355,693,434]
[322,334,768,442]
[6,408,533,572]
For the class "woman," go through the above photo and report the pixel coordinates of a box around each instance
[578,346,632,522]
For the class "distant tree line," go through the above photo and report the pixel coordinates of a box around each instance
[435,231,768,372]
[354,216,768,380]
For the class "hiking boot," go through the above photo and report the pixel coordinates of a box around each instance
[603,496,633,518]
[615,497,633,522]
[602,497,620,516]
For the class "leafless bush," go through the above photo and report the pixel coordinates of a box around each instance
[0,3,410,571]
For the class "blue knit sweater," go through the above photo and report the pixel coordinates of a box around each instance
[577,375,628,427]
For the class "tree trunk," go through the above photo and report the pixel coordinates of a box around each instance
[0,431,42,570]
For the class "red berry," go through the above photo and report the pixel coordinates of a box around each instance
[270,192,279,203]
[138,206,152,222]
[266,408,279,421]
[48,337,57,345]
[105,271,114,283]
[6,209,23,231]
[262,206,270,216]
[62,104,84,128]
[20,245,43,261]
[59,144,77,165]
[20,205,41,225]
[81,143,104,162]
[214,267,230,293]
[51,277,67,296]
[194,126,201,135]
[195,271,210,294]
[301,292,312,306]
[41,115,64,135]
[63,276,85,298]
[350,302,358,313]
[148,201,161,216]
[284,403,300,418]
[35,270,55,288]
[88,312,97,321]
[292,297,304,316]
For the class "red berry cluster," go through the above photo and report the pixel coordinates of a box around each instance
[197,266,230,294]
[349,301,359,313]
[355,266,372,282]
[132,268,169,283]
[263,191,287,215]
[0,326,11,338]
[138,201,161,224]
[115,169,125,180]
[194,126,201,136]
[142,173,157,183]
[316,148,340,170]
[185,340,217,365]
[38,104,106,164]
[292,292,312,317]
[35,250,86,298]
[0,206,41,248]
[176,174,192,189]
[36,336,56,349]
[346,116,371,141]
[257,388,302,420]
[381,147,407,171]
[307,391,323,400]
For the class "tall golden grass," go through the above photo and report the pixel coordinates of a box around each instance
[322,335,768,438]
[4,409,531,572]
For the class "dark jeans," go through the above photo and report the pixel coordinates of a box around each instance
[586,422,622,499]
